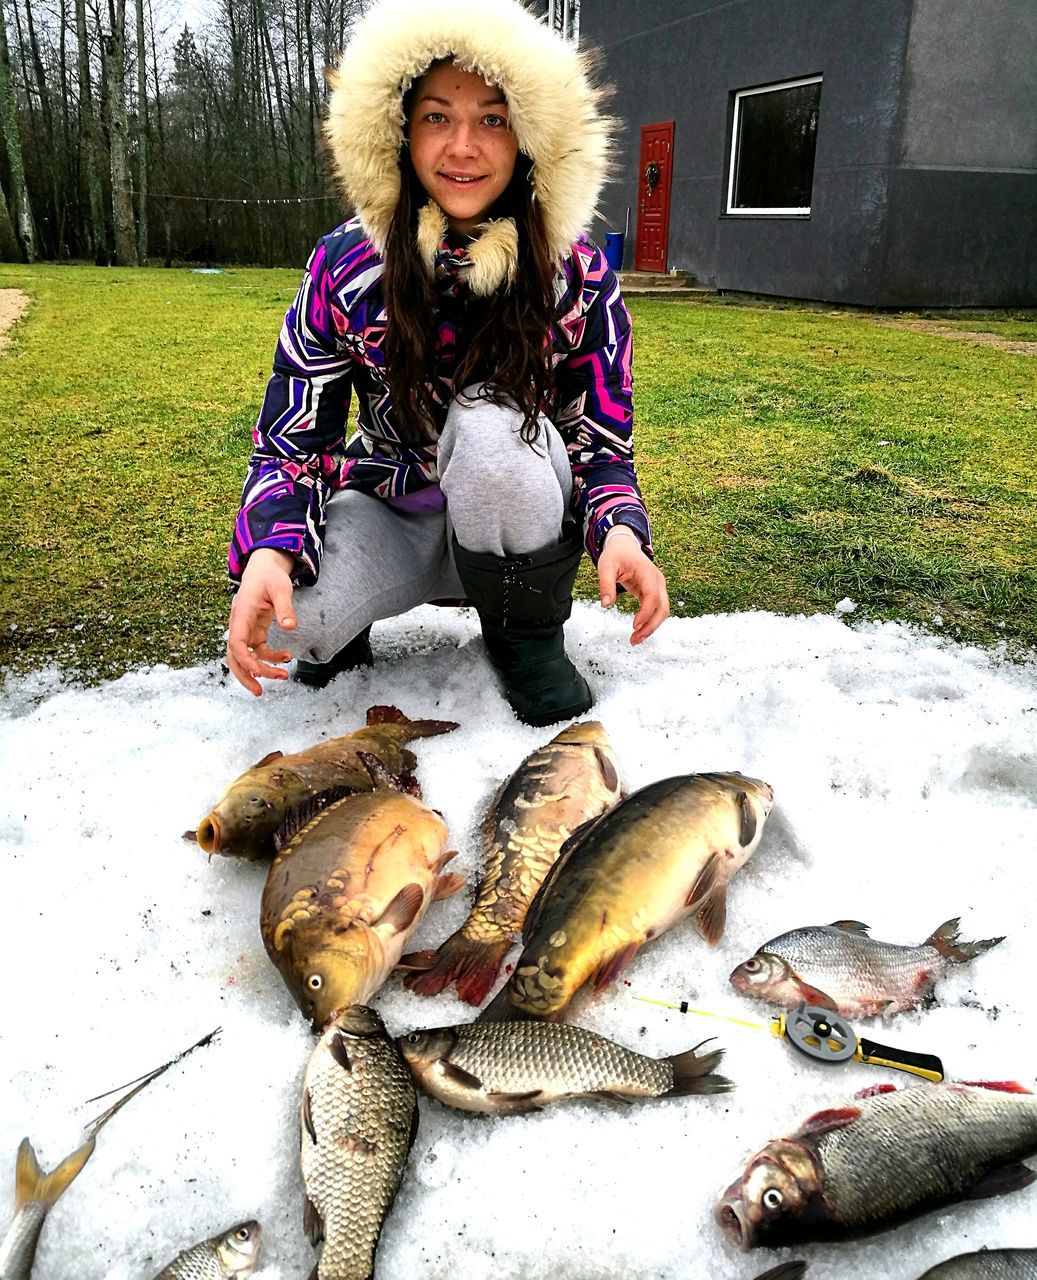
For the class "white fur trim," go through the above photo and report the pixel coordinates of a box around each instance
[416,202,449,273]
[324,0,613,280]
[466,218,518,294]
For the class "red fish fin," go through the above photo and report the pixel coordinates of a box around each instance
[593,746,619,792]
[694,884,729,946]
[829,920,871,935]
[367,705,406,724]
[855,1083,898,1099]
[957,1080,1033,1094]
[737,790,757,846]
[965,1162,1037,1200]
[303,1194,324,1247]
[791,1106,861,1141]
[590,941,640,991]
[924,918,1006,963]
[794,980,839,1012]
[375,883,425,933]
[432,871,466,901]
[686,852,720,908]
[16,1137,95,1211]
[397,949,438,973]
[441,1061,483,1091]
[666,1043,735,1097]
[403,932,512,1005]
[251,749,284,769]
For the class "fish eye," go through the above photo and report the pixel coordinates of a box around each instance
[405,1032,422,1044]
[235,1227,251,1241]
[744,958,761,973]
[307,974,323,991]
[762,1188,784,1211]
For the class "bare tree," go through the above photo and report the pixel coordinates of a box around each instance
[0,0,36,258]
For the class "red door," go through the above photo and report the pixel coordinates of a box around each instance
[635,121,674,273]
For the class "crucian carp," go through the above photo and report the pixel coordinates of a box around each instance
[301,1005,417,1280]
[153,1221,262,1279]
[192,705,458,860]
[716,1081,1037,1249]
[397,1019,731,1113]
[403,720,622,1004]
[483,771,773,1021]
[260,789,464,1030]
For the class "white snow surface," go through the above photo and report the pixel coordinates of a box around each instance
[2,603,1036,1279]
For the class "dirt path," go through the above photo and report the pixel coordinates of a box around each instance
[0,288,29,351]
[870,314,1037,355]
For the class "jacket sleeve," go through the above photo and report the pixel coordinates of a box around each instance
[229,238,354,587]
[551,242,653,564]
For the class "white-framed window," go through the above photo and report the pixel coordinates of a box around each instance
[726,75,822,215]
[546,0,579,42]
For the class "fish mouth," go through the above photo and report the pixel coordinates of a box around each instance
[196,814,220,854]
[715,1189,753,1251]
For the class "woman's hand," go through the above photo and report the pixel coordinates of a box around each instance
[596,527,670,645]
[226,548,298,695]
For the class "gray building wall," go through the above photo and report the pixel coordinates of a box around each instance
[582,0,1037,306]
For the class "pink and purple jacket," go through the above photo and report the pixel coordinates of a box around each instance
[230,217,653,586]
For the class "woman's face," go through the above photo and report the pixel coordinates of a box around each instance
[407,61,518,237]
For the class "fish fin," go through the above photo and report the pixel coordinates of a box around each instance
[829,920,871,935]
[593,746,619,793]
[686,851,721,908]
[441,1061,483,1091]
[486,1090,545,1110]
[591,1091,633,1106]
[408,1102,420,1152]
[589,941,640,992]
[397,948,439,973]
[956,1080,1033,1094]
[666,1043,735,1097]
[737,790,757,846]
[793,980,840,1013]
[924,918,1006,964]
[301,1089,317,1143]
[855,1083,898,1099]
[330,1031,353,1073]
[965,1162,1037,1200]
[303,1194,324,1247]
[273,787,356,850]
[432,871,466,901]
[790,1106,861,1141]
[356,750,405,790]
[182,829,198,844]
[251,749,284,769]
[375,883,425,933]
[475,985,539,1023]
[694,882,729,947]
[403,933,513,1005]
[15,1136,95,1211]
[367,705,406,724]
[751,1265,808,1280]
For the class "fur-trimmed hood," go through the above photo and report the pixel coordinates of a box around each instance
[323,0,613,294]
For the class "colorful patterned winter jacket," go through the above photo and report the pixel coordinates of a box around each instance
[230,217,653,587]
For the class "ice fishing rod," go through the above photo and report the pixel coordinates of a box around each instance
[631,995,945,1082]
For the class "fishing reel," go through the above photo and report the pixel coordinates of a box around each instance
[773,1002,945,1081]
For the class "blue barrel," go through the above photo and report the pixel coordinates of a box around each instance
[603,231,624,271]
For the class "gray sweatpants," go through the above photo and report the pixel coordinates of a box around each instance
[273,391,573,663]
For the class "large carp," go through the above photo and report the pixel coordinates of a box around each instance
[260,789,464,1030]
[918,1251,1037,1278]
[301,1006,417,1280]
[716,1081,1037,1249]
[483,771,774,1021]
[403,721,622,1005]
[193,705,458,860]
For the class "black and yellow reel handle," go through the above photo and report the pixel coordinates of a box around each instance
[856,1037,945,1083]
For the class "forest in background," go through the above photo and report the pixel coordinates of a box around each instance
[0,0,374,266]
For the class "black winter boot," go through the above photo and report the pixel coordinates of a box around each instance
[292,625,374,688]
[452,527,593,727]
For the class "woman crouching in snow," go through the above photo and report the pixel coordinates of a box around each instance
[225,0,669,727]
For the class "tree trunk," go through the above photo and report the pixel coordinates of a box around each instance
[134,0,148,262]
[0,177,21,261]
[104,0,137,265]
[0,1,35,259]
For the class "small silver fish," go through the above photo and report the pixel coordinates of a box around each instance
[153,1220,262,1278]
[917,1250,1037,1278]
[301,1005,417,1279]
[397,1020,732,1113]
[0,1137,94,1280]
[730,918,1004,1018]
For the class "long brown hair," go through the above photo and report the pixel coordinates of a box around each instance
[382,86,558,446]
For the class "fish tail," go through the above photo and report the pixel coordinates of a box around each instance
[925,917,1006,963]
[475,983,542,1023]
[665,1041,735,1097]
[403,930,512,1006]
[365,705,460,737]
[15,1136,95,1211]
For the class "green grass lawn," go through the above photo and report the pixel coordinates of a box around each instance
[1,263,1034,681]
